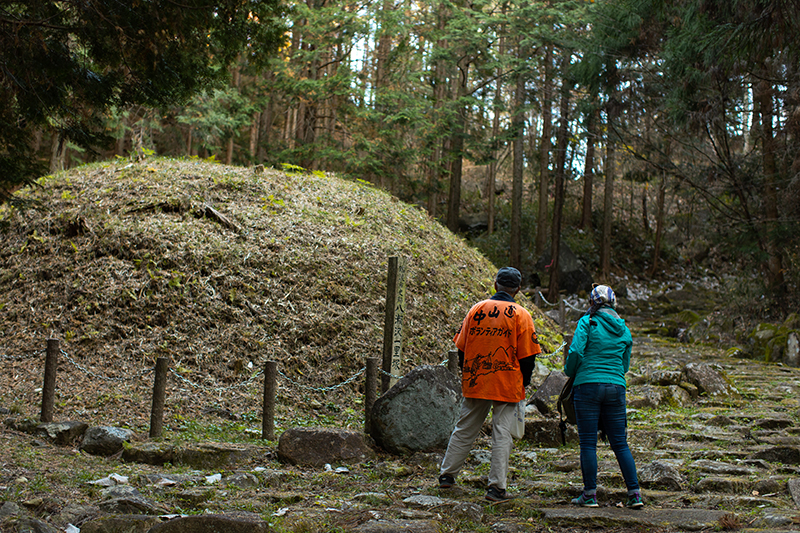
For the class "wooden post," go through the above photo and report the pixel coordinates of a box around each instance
[381,256,407,393]
[447,349,460,376]
[563,335,573,367]
[559,296,566,326]
[40,338,59,423]
[534,287,543,308]
[262,361,278,440]
[149,357,169,438]
[365,357,378,433]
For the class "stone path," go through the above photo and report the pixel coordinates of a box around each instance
[508,330,800,531]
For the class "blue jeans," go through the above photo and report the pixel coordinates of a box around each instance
[574,383,639,492]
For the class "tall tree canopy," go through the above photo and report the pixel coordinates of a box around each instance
[0,0,285,200]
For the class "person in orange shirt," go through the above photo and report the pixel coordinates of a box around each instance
[438,267,541,502]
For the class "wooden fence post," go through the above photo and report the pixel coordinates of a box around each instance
[262,360,278,440]
[563,335,573,367]
[365,357,378,433]
[149,357,169,438]
[534,287,543,308]
[40,338,59,423]
[559,296,566,326]
[447,349,460,376]
[381,256,407,393]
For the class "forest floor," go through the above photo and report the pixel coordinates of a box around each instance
[1,158,797,532]
[2,295,800,532]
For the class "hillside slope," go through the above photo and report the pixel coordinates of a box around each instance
[0,157,560,431]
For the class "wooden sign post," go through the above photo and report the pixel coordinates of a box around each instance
[381,256,407,393]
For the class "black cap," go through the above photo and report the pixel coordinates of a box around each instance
[495,267,522,289]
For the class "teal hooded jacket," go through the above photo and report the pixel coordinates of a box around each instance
[564,305,632,387]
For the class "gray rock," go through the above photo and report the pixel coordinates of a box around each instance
[753,418,793,430]
[524,419,577,446]
[51,503,99,530]
[354,519,439,533]
[754,512,794,529]
[224,472,260,489]
[450,501,483,522]
[665,385,692,407]
[753,478,783,495]
[785,332,800,367]
[535,244,593,294]
[1,518,60,533]
[638,460,684,491]
[689,459,756,476]
[707,415,735,426]
[530,371,568,417]
[682,363,740,398]
[694,476,748,494]
[100,485,141,500]
[628,385,666,409]
[0,501,21,517]
[649,370,683,386]
[278,427,375,466]
[35,421,89,445]
[79,514,161,533]
[122,442,175,465]
[98,496,165,515]
[788,478,800,507]
[402,495,454,508]
[80,426,134,456]
[174,442,261,469]
[148,514,269,532]
[750,446,800,465]
[370,365,461,455]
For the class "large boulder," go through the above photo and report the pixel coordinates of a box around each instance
[370,365,462,455]
[638,460,685,491]
[80,426,135,456]
[530,371,569,417]
[278,427,375,466]
[535,243,593,294]
[682,363,740,399]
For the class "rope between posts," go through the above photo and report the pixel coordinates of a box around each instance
[60,349,152,382]
[278,367,366,392]
[0,350,42,362]
[169,367,264,392]
[537,291,557,307]
[7,340,567,395]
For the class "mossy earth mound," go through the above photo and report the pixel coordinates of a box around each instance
[0,157,560,430]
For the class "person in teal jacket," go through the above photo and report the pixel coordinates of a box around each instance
[564,284,643,509]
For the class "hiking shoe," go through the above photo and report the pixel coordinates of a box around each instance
[571,492,599,507]
[438,474,455,488]
[485,485,513,502]
[626,491,644,509]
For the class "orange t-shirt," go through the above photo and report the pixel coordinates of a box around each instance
[453,297,541,402]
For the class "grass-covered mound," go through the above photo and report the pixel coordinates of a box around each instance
[0,157,560,435]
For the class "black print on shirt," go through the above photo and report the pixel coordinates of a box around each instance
[467,326,512,338]
[472,304,516,325]
[463,346,518,388]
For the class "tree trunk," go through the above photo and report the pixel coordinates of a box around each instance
[756,77,785,292]
[535,45,553,257]
[579,106,597,230]
[249,111,260,162]
[510,42,527,269]
[486,18,506,235]
[548,71,571,301]
[648,172,666,277]
[49,131,67,172]
[445,59,469,233]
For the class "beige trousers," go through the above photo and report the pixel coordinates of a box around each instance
[440,397,516,490]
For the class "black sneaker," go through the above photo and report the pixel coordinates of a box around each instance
[438,474,455,488]
[485,485,513,502]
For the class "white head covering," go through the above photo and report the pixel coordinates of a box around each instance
[589,284,616,309]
